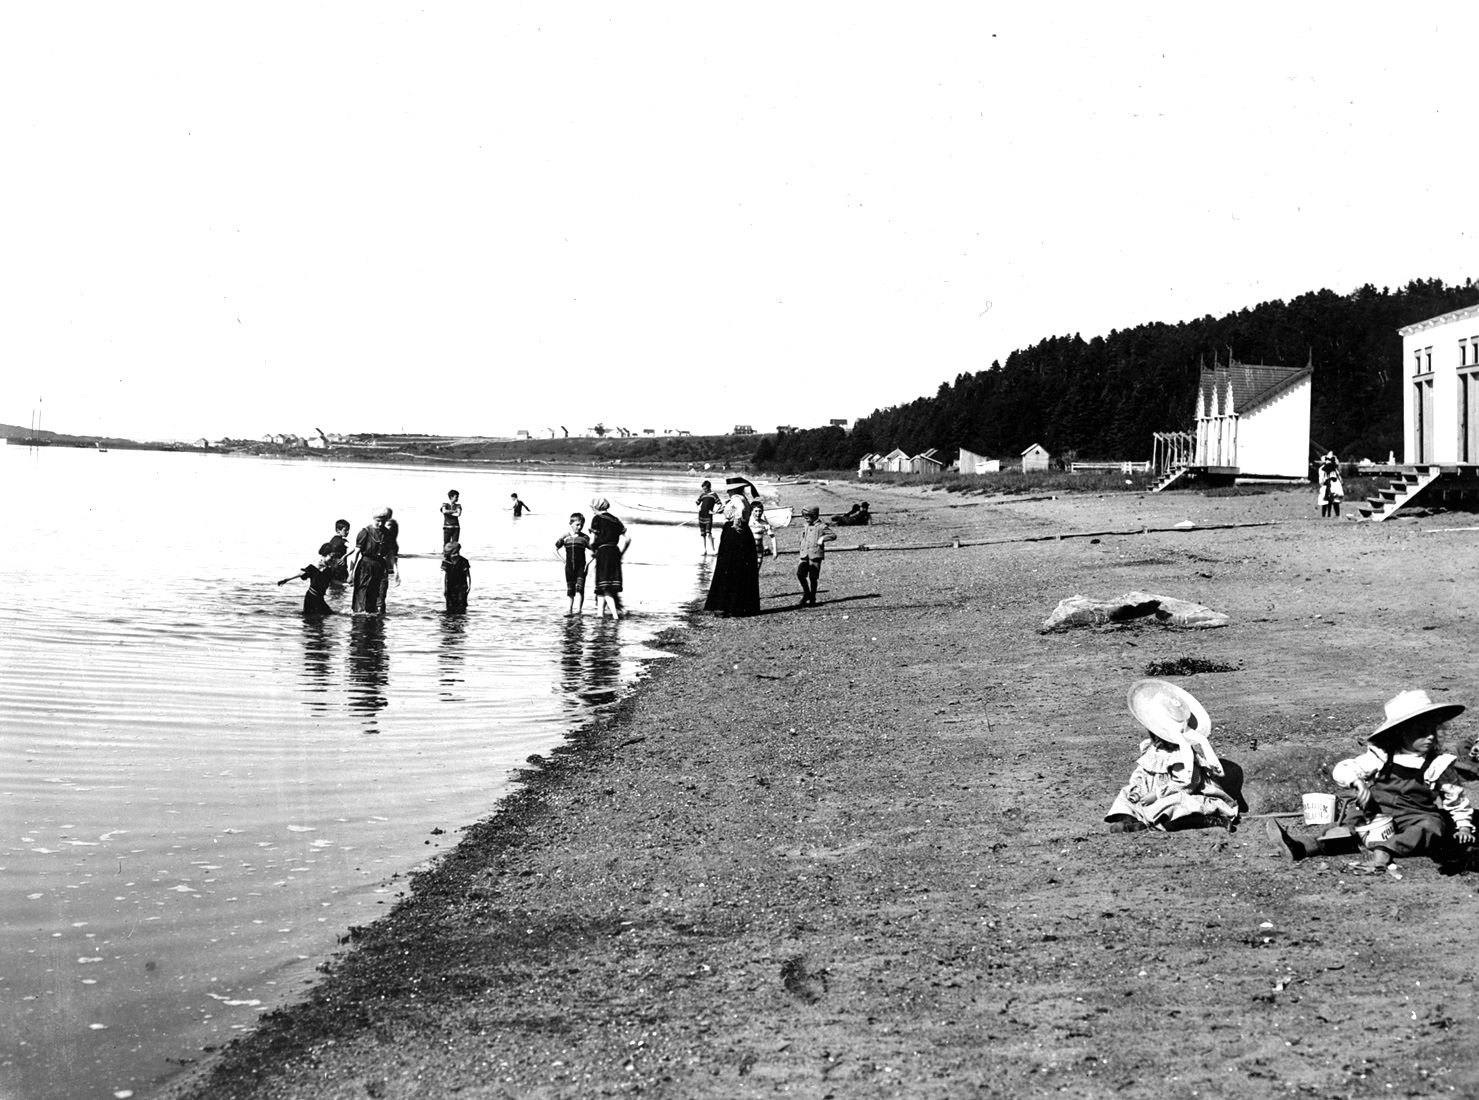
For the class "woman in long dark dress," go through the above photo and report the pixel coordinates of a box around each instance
[588,498,631,619]
[350,508,392,614]
[703,484,760,616]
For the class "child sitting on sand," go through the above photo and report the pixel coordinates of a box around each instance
[1323,690,1472,876]
[1105,679,1241,832]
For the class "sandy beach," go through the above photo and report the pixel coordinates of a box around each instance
[170,480,1479,1100]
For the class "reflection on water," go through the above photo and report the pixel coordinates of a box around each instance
[347,615,390,732]
[1,448,711,1100]
[438,610,468,700]
[300,613,337,710]
[558,616,624,713]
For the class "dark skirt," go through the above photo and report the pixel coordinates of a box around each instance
[351,559,385,613]
[594,543,623,595]
[704,523,760,616]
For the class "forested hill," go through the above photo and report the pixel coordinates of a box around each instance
[758,279,1479,473]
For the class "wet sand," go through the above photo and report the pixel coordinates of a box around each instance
[171,481,1479,1099]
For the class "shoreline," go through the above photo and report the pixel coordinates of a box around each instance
[171,482,1479,1099]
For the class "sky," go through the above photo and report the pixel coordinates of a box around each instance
[3,4,1478,442]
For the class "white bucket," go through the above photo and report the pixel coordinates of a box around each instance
[1357,814,1395,846]
[1302,792,1337,826]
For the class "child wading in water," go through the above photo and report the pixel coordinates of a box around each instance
[278,555,334,615]
[1105,679,1241,832]
[442,541,471,613]
[441,489,462,546]
[1294,690,1472,877]
[554,513,591,615]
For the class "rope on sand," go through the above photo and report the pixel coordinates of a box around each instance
[815,520,1278,554]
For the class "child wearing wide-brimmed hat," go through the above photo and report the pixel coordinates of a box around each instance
[1327,690,1473,876]
[1105,680,1241,832]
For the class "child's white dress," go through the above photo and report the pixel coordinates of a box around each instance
[1106,734,1240,829]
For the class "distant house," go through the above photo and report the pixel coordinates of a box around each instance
[830,418,849,428]
[1399,303,1479,463]
[878,447,910,473]
[1021,443,1050,473]
[305,434,328,450]
[642,428,656,435]
[909,448,943,474]
[858,452,879,477]
[733,424,756,435]
[956,446,1000,474]
[1195,357,1312,478]
[515,429,531,440]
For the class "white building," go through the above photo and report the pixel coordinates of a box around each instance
[1399,303,1479,464]
[1194,359,1311,478]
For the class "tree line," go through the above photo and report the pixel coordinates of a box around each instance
[754,278,1479,474]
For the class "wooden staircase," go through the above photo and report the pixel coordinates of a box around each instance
[1151,466,1192,493]
[1357,465,1442,522]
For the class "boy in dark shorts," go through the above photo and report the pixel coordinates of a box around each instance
[554,513,591,615]
[696,480,722,555]
[442,541,471,613]
[322,519,351,584]
[441,490,462,546]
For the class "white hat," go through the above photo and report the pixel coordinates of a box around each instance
[1127,679,1212,748]
[1369,689,1464,747]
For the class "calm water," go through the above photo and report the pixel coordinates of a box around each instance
[0,447,715,1100]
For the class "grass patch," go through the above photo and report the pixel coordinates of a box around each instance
[1143,656,1241,676]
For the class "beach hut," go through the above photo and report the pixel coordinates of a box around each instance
[858,453,880,478]
[879,447,910,473]
[910,448,943,474]
[1021,443,1050,473]
[1193,356,1311,478]
[957,446,1000,474]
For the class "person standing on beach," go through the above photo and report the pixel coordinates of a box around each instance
[703,479,760,617]
[696,480,722,555]
[441,489,462,546]
[349,508,392,614]
[1318,454,1343,518]
[511,493,532,517]
[588,498,630,619]
[554,512,592,615]
[795,506,835,607]
[441,541,471,613]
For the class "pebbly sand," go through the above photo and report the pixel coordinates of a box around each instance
[170,481,1479,1099]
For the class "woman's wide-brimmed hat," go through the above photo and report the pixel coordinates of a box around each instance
[1369,689,1465,748]
[725,476,757,497]
[1127,679,1212,747]
[373,506,392,519]
[590,497,610,512]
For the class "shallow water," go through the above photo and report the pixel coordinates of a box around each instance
[0,447,712,1100]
